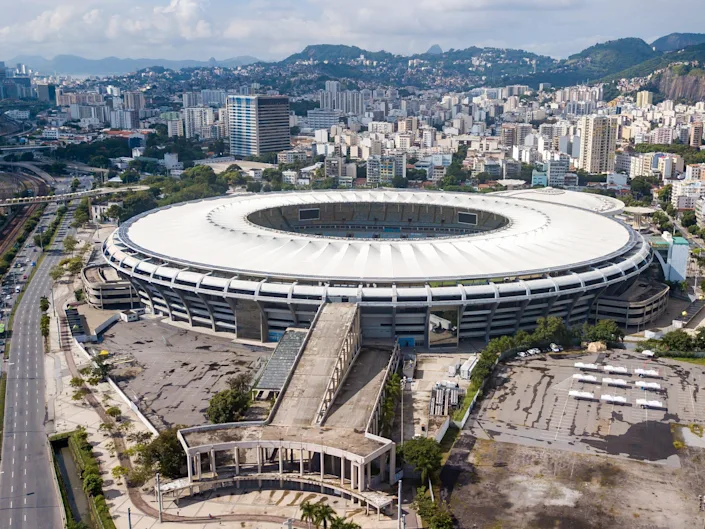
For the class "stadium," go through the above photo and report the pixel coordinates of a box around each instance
[102,189,659,349]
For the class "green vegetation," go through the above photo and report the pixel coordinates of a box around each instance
[0,373,6,456]
[39,296,50,312]
[379,372,401,436]
[412,487,454,529]
[54,138,130,164]
[40,314,50,339]
[33,205,67,248]
[398,437,443,483]
[206,373,251,424]
[638,328,705,357]
[299,500,356,529]
[0,205,45,275]
[135,427,184,480]
[603,43,705,82]
[634,143,705,165]
[566,38,656,78]
[50,429,117,529]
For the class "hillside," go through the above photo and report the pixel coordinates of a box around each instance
[283,44,396,63]
[565,38,656,77]
[652,33,705,52]
[602,43,705,81]
[649,63,705,101]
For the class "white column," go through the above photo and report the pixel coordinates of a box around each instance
[196,453,202,480]
[279,447,284,474]
[234,447,240,476]
[340,456,345,486]
[300,448,305,476]
[320,451,325,480]
[257,446,262,474]
[187,454,193,482]
[389,446,396,485]
[366,462,371,489]
[351,463,358,491]
[210,450,216,475]
[358,462,364,493]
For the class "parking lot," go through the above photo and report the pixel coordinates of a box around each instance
[95,318,272,429]
[468,350,705,465]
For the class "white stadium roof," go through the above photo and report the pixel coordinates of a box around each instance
[493,187,624,216]
[119,189,634,283]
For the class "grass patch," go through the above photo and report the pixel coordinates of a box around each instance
[452,383,481,422]
[670,356,705,365]
[439,424,460,466]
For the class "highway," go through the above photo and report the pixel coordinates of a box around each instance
[0,203,74,529]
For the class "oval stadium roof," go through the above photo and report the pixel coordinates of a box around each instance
[119,189,633,283]
[493,187,624,216]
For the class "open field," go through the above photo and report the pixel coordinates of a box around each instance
[443,436,705,529]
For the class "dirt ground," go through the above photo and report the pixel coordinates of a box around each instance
[442,436,705,529]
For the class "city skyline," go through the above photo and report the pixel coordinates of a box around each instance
[0,0,704,62]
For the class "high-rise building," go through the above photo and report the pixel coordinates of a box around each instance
[123,91,146,111]
[366,153,406,186]
[36,83,57,104]
[201,89,227,107]
[690,122,704,148]
[577,116,618,174]
[636,91,653,108]
[183,107,214,139]
[182,92,202,108]
[324,81,340,93]
[227,95,290,156]
[0,62,5,81]
[167,119,184,137]
[109,109,139,130]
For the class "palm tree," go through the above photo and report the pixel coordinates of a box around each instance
[314,503,336,529]
[300,501,317,529]
[330,516,361,529]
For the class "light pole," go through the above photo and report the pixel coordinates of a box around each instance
[400,376,406,445]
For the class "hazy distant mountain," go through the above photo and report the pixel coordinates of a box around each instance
[651,33,705,52]
[7,54,260,75]
[426,44,443,55]
[283,44,396,63]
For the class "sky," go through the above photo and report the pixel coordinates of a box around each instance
[0,0,704,62]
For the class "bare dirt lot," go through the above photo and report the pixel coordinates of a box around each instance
[95,317,271,429]
[443,436,705,529]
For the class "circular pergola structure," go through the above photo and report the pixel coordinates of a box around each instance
[103,189,652,348]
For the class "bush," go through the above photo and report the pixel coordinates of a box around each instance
[82,473,103,497]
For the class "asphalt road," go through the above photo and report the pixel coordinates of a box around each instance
[0,203,74,529]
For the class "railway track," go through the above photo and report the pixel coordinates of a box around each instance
[0,172,49,256]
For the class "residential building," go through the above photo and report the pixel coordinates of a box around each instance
[307,109,343,129]
[184,107,214,139]
[671,179,705,210]
[167,119,184,137]
[278,150,309,164]
[123,91,145,111]
[182,92,202,108]
[577,116,618,174]
[228,95,290,157]
[691,122,704,148]
[366,153,406,186]
[201,89,227,107]
[109,109,139,129]
[35,83,56,104]
[636,91,653,108]
[686,163,705,180]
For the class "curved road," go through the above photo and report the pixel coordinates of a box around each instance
[0,203,73,529]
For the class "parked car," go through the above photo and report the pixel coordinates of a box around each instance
[550,343,563,352]
[518,351,526,358]
[528,348,541,355]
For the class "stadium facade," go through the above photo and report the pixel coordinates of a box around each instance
[103,189,657,349]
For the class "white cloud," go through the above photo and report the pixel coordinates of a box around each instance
[0,0,703,61]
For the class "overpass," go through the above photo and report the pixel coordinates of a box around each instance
[0,161,56,184]
[0,185,148,207]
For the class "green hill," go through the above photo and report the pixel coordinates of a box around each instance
[283,44,395,63]
[565,38,657,77]
[602,43,705,82]
[652,33,705,52]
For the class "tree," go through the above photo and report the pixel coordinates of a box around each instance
[139,427,185,478]
[206,387,250,424]
[660,329,694,352]
[112,465,129,483]
[70,178,80,192]
[63,234,79,255]
[330,516,361,529]
[314,504,336,529]
[681,210,697,228]
[19,152,34,162]
[399,437,442,484]
[70,377,84,388]
[581,320,624,344]
[82,472,103,497]
[49,266,64,282]
[39,296,50,312]
[106,406,122,419]
[300,501,317,529]
[392,175,408,188]
[531,316,570,345]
